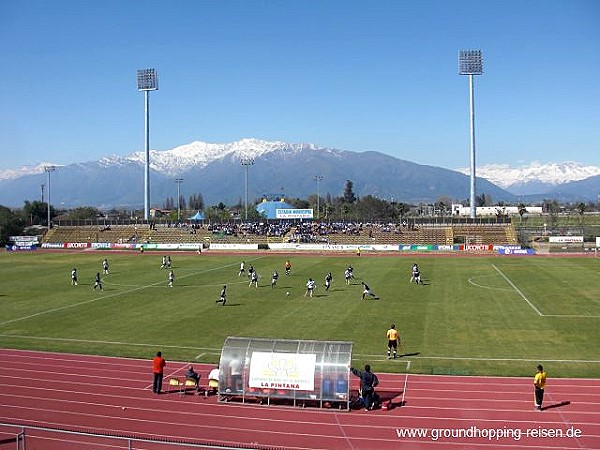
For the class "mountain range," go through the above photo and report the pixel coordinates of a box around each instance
[0,139,598,209]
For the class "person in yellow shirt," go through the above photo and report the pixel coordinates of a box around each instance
[386,324,400,359]
[534,364,547,410]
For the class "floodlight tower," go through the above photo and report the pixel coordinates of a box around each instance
[44,165,56,228]
[240,157,255,221]
[175,178,184,221]
[459,50,483,219]
[314,175,323,220]
[137,68,158,221]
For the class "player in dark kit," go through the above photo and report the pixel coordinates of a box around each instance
[325,272,333,291]
[71,268,78,286]
[271,271,279,288]
[361,282,378,300]
[410,263,423,284]
[93,272,103,290]
[216,285,227,305]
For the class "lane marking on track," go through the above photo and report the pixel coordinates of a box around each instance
[400,360,411,407]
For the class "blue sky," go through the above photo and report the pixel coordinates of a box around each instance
[1,0,599,171]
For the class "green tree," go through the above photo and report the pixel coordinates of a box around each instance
[543,199,560,228]
[475,193,492,207]
[343,180,357,204]
[355,195,388,221]
[0,205,24,246]
[289,198,310,209]
[188,193,205,211]
[576,202,586,226]
[518,203,528,223]
[23,200,54,226]
[65,207,102,221]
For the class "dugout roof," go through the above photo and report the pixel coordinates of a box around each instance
[218,336,353,408]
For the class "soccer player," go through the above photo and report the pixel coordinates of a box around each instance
[361,282,378,300]
[93,272,103,291]
[216,285,227,305]
[271,271,279,288]
[325,272,333,291]
[168,270,175,288]
[347,265,355,280]
[71,268,78,286]
[167,256,172,269]
[238,261,245,277]
[344,268,352,285]
[248,265,254,279]
[284,260,292,276]
[386,324,400,359]
[160,255,167,269]
[410,263,422,284]
[249,270,259,288]
[102,258,109,275]
[305,278,316,297]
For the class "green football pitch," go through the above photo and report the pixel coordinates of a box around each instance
[1,251,599,378]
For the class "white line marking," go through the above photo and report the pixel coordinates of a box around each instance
[356,353,600,364]
[542,314,600,318]
[400,360,411,406]
[467,276,512,291]
[0,334,222,353]
[492,264,543,316]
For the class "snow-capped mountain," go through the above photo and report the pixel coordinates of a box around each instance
[0,139,597,208]
[0,163,65,181]
[0,139,513,208]
[103,138,332,177]
[455,162,600,195]
[0,139,330,181]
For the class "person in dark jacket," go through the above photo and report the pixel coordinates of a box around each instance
[350,364,379,410]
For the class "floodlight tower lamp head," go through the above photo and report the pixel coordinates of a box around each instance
[137,68,158,91]
[458,50,483,75]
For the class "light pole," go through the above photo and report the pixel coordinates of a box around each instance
[459,50,483,219]
[137,68,158,221]
[175,178,183,222]
[44,165,56,228]
[314,175,323,220]
[240,157,255,221]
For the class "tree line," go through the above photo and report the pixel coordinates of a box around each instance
[0,180,596,246]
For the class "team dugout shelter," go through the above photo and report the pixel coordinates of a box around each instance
[218,336,353,409]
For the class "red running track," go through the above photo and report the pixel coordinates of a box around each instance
[0,349,598,449]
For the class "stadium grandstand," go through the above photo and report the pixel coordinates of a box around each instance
[42,219,519,247]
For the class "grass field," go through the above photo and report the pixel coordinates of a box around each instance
[1,251,599,378]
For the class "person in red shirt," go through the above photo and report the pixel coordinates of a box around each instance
[152,351,166,394]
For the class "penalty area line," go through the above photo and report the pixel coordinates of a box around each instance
[492,264,543,316]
